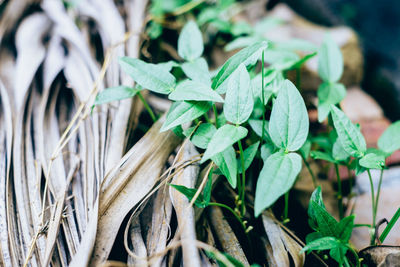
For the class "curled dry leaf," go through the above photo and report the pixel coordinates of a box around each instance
[262,211,305,267]
[90,118,181,266]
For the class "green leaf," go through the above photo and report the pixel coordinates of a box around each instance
[301,237,340,253]
[212,41,268,93]
[308,186,326,230]
[332,139,350,161]
[274,39,317,52]
[169,80,224,102]
[238,141,260,173]
[225,36,264,52]
[223,64,254,124]
[310,151,337,163]
[161,101,212,132]
[158,60,179,72]
[378,121,400,155]
[254,151,302,216]
[169,184,207,208]
[306,232,323,244]
[212,146,237,188]
[231,21,254,36]
[318,34,343,83]
[183,123,216,149]
[336,215,355,242]
[264,49,300,71]
[329,245,348,265]
[288,52,317,70]
[248,119,270,140]
[317,82,346,122]
[299,139,312,159]
[359,152,385,169]
[310,201,339,237]
[260,142,275,161]
[94,86,138,105]
[202,125,248,163]
[254,17,283,35]
[251,68,277,103]
[119,57,176,94]
[181,57,211,86]
[269,80,309,151]
[330,105,366,158]
[178,20,203,61]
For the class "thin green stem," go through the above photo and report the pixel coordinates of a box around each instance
[354,224,371,228]
[283,192,290,223]
[137,92,157,122]
[212,104,219,128]
[302,155,317,188]
[208,202,247,232]
[260,50,266,144]
[238,140,246,216]
[374,169,384,222]
[334,164,344,219]
[367,169,376,245]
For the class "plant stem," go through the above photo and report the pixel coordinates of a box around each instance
[208,202,247,232]
[302,155,317,188]
[354,224,371,228]
[137,91,157,122]
[374,169,384,223]
[283,192,290,223]
[238,140,246,216]
[366,169,376,245]
[334,164,344,219]
[212,104,219,128]
[260,50,266,144]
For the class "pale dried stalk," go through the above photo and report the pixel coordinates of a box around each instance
[209,206,249,265]
[169,143,202,267]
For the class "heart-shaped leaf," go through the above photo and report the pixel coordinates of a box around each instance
[318,34,343,83]
[330,105,366,158]
[169,80,224,102]
[119,57,176,94]
[317,82,346,122]
[202,124,248,163]
[359,152,385,169]
[212,41,268,93]
[238,141,260,173]
[212,146,237,188]
[378,121,400,155]
[181,57,211,85]
[223,64,254,124]
[95,86,138,105]
[269,80,309,151]
[178,20,204,61]
[254,151,302,216]
[161,101,212,132]
[183,123,216,149]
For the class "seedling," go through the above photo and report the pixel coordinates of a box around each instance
[95,17,400,265]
